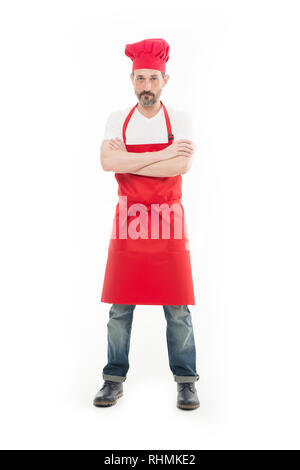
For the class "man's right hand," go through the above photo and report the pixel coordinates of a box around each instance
[159,139,195,160]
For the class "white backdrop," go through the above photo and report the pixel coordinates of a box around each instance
[0,0,300,450]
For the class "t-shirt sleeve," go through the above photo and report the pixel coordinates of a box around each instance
[103,111,123,140]
[174,110,195,142]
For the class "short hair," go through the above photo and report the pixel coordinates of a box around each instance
[131,70,165,79]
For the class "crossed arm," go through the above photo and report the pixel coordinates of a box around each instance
[100,138,194,177]
[131,155,192,177]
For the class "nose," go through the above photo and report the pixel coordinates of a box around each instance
[143,80,153,92]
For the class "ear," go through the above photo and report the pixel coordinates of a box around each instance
[162,75,170,87]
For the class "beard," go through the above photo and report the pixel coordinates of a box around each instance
[136,90,161,107]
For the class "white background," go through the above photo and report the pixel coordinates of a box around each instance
[0,0,299,450]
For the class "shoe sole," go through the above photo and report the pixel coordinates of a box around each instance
[93,392,123,407]
[177,402,200,410]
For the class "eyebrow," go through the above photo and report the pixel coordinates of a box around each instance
[136,74,159,77]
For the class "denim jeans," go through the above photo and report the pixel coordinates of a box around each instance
[102,304,200,383]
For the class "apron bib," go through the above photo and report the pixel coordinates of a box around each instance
[101,100,195,305]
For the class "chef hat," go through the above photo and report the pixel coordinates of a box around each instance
[125,38,169,74]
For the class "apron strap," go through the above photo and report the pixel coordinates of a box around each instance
[162,102,174,144]
[122,104,137,145]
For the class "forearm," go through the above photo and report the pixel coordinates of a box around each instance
[101,148,165,173]
[129,156,191,177]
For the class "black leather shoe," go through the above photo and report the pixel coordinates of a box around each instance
[93,380,123,407]
[177,382,200,410]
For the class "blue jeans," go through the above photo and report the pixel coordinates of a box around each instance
[102,304,200,383]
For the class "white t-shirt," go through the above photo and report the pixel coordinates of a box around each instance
[103,104,195,145]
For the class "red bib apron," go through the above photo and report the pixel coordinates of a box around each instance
[101,100,195,305]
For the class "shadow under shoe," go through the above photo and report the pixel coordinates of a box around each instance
[177,382,200,410]
[93,380,124,407]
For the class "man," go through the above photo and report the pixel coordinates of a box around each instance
[93,38,200,410]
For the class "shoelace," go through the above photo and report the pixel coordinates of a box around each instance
[178,383,195,393]
[100,380,121,391]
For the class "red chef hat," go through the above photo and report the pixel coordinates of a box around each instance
[125,38,169,73]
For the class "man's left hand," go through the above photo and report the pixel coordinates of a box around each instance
[108,138,127,151]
